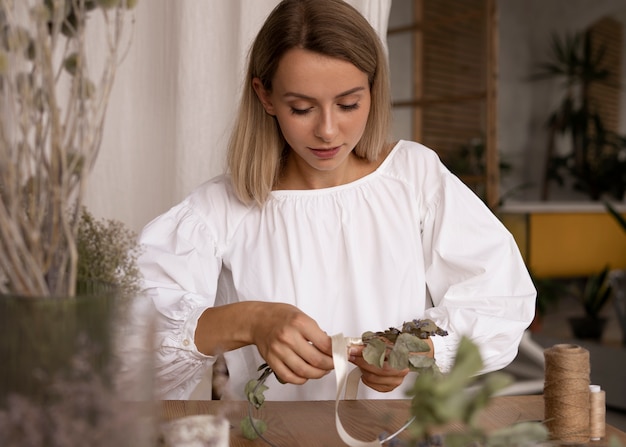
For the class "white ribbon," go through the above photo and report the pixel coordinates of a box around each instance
[331,333,382,446]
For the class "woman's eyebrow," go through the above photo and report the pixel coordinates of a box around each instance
[283,86,366,100]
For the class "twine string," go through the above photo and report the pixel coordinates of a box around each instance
[589,385,606,440]
[543,344,591,444]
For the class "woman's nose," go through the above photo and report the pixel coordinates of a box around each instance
[314,110,337,142]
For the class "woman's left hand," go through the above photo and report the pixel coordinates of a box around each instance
[347,344,410,393]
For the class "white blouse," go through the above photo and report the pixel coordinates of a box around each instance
[136,140,536,401]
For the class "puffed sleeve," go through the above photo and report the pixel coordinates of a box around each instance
[420,164,536,375]
[136,199,222,399]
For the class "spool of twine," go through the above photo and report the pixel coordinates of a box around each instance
[589,385,606,440]
[544,344,590,443]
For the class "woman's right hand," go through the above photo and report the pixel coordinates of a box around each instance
[250,303,334,385]
[195,301,334,385]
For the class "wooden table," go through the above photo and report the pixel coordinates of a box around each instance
[161,395,626,446]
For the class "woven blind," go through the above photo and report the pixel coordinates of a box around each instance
[588,17,622,134]
[419,0,487,164]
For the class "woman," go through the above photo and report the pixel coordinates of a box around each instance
[137,0,536,401]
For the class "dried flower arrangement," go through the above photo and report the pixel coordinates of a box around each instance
[0,0,137,298]
[76,206,142,297]
[0,207,146,446]
[0,2,147,445]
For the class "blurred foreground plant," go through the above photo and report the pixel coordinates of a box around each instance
[0,0,136,297]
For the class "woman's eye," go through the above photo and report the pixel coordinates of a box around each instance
[339,103,360,111]
[290,107,312,115]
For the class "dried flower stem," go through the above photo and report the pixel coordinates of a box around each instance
[0,0,135,297]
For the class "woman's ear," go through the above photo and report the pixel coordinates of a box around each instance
[252,78,276,116]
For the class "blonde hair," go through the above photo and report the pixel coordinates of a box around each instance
[227,0,391,205]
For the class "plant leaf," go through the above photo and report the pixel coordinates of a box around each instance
[395,332,430,353]
[240,416,267,440]
[362,337,387,368]
[407,353,436,371]
[244,379,268,409]
[388,343,409,370]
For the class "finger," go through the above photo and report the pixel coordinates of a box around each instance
[264,337,333,382]
[360,372,405,393]
[350,355,410,377]
[348,344,364,362]
[266,350,331,384]
[297,323,333,360]
[265,358,308,385]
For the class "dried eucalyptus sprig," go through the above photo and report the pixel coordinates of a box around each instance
[242,319,448,444]
[361,319,448,373]
[404,336,548,447]
[241,363,275,444]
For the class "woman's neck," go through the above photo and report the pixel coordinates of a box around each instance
[275,144,393,191]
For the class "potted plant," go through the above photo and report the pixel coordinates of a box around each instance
[568,266,613,340]
[0,2,145,445]
[529,273,565,333]
[531,30,626,201]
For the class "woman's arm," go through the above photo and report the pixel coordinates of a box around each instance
[420,169,536,374]
[195,301,334,385]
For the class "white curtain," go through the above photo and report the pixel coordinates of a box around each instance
[85,0,391,232]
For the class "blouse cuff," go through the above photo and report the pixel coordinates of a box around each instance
[182,305,213,359]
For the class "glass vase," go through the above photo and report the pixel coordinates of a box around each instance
[0,290,157,446]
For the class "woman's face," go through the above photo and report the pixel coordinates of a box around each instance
[253,48,371,187]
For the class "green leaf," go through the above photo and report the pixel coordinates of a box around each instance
[362,337,387,368]
[63,53,79,76]
[395,332,430,353]
[407,354,436,371]
[244,379,268,409]
[444,430,484,447]
[240,416,268,440]
[446,336,484,387]
[361,331,376,341]
[461,373,514,425]
[388,343,408,370]
[96,0,121,9]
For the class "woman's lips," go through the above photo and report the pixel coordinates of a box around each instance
[309,146,341,159]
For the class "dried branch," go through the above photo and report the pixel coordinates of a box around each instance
[0,0,136,297]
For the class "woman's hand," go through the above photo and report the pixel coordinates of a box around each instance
[347,344,409,393]
[250,302,334,385]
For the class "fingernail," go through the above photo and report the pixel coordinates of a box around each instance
[349,355,356,362]
[349,347,358,356]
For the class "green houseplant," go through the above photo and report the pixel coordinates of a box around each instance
[566,202,626,343]
[532,30,626,201]
[568,265,613,340]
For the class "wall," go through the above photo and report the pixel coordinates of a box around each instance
[498,0,626,202]
[388,0,626,203]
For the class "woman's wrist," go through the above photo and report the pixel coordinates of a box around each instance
[195,301,263,355]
